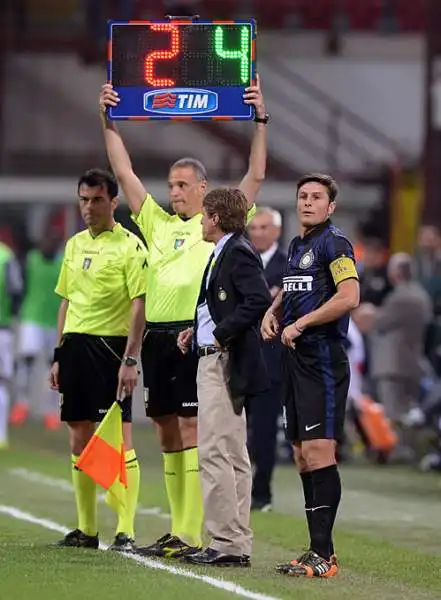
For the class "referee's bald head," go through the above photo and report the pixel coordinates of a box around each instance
[170,158,207,182]
[168,158,208,219]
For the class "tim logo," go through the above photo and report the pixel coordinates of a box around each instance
[144,88,218,116]
[283,276,313,292]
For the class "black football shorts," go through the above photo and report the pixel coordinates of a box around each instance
[281,339,349,442]
[141,322,198,419]
[58,333,132,423]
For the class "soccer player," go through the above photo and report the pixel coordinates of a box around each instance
[261,174,360,577]
[0,241,23,448]
[12,234,63,429]
[99,76,267,558]
[49,169,147,551]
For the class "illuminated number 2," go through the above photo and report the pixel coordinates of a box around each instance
[145,24,180,87]
[214,26,250,84]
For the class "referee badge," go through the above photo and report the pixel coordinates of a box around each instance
[174,238,185,250]
[299,249,314,269]
[218,288,227,301]
[82,257,92,270]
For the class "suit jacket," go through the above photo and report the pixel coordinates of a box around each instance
[359,265,393,306]
[369,281,433,380]
[194,232,272,405]
[261,247,287,383]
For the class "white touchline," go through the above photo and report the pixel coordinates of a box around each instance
[9,468,169,519]
[0,505,281,600]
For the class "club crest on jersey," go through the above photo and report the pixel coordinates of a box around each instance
[174,238,185,250]
[218,288,227,301]
[299,249,314,269]
[82,257,92,270]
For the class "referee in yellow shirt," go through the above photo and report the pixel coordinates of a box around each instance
[49,168,147,552]
[99,77,267,558]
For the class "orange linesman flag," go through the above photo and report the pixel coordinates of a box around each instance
[75,401,127,510]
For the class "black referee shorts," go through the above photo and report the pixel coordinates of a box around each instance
[141,322,198,419]
[58,333,132,423]
[281,339,349,443]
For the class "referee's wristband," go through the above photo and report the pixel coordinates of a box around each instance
[53,347,61,363]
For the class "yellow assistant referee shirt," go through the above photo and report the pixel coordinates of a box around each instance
[55,223,147,336]
[132,194,256,323]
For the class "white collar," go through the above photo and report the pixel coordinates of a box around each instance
[260,243,279,268]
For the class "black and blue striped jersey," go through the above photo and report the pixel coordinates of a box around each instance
[282,220,358,342]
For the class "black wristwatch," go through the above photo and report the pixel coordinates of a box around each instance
[254,113,270,124]
[123,355,138,367]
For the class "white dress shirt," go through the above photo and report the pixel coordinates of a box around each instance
[196,233,234,348]
[347,318,365,407]
[260,242,279,269]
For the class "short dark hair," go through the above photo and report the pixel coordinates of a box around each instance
[77,168,118,199]
[170,157,207,181]
[203,188,248,234]
[296,173,338,202]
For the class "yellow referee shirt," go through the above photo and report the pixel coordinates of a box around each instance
[55,223,147,336]
[132,194,256,323]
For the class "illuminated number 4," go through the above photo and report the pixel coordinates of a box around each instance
[214,26,250,84]
[145,24,180,87]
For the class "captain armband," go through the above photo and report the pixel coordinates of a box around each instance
[329,256,358,286]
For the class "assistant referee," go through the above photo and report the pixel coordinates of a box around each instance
[49,169,147,552]
[99,76,267,558]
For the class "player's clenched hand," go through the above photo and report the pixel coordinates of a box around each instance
[117,364,138,400]
[261,310,279,341]
[243,73,265,118]
[49,362,59,391]
[281,323,302,348]
[100,83,120,112]
[177,328,193,354]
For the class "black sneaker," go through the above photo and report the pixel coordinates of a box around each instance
[136,533,172,557]
[241,554,252,567]
[108,533,137,553]
[137,534,201,559]
[52,529,99,549]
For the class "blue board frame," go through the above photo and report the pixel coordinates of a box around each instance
[107,19,256,121]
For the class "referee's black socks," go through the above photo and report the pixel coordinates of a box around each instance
[302,465,341,560]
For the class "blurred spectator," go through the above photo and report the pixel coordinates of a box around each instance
[359,238,392,306]
[11,234,63,430]
[414,225,441,296]
[0,241,23,448]
[247,208,286,512]
[369,253,432,459]
[414,224,441,372]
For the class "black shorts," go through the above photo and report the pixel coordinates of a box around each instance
[141,322,198,418]
[58,333,132,423]
[281,339,349,442]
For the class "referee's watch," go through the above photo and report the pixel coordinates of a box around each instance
[123,355,138,367]
[254,113,270,124]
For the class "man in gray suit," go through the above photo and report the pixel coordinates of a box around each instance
[369,253,432,432]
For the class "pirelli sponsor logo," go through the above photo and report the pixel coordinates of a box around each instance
[283,275,313,292]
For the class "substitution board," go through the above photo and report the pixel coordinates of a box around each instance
[107,19,256,120]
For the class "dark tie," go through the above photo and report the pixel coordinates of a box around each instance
[199,251,215,303]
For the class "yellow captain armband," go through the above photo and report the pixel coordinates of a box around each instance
[329,256,358,286]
